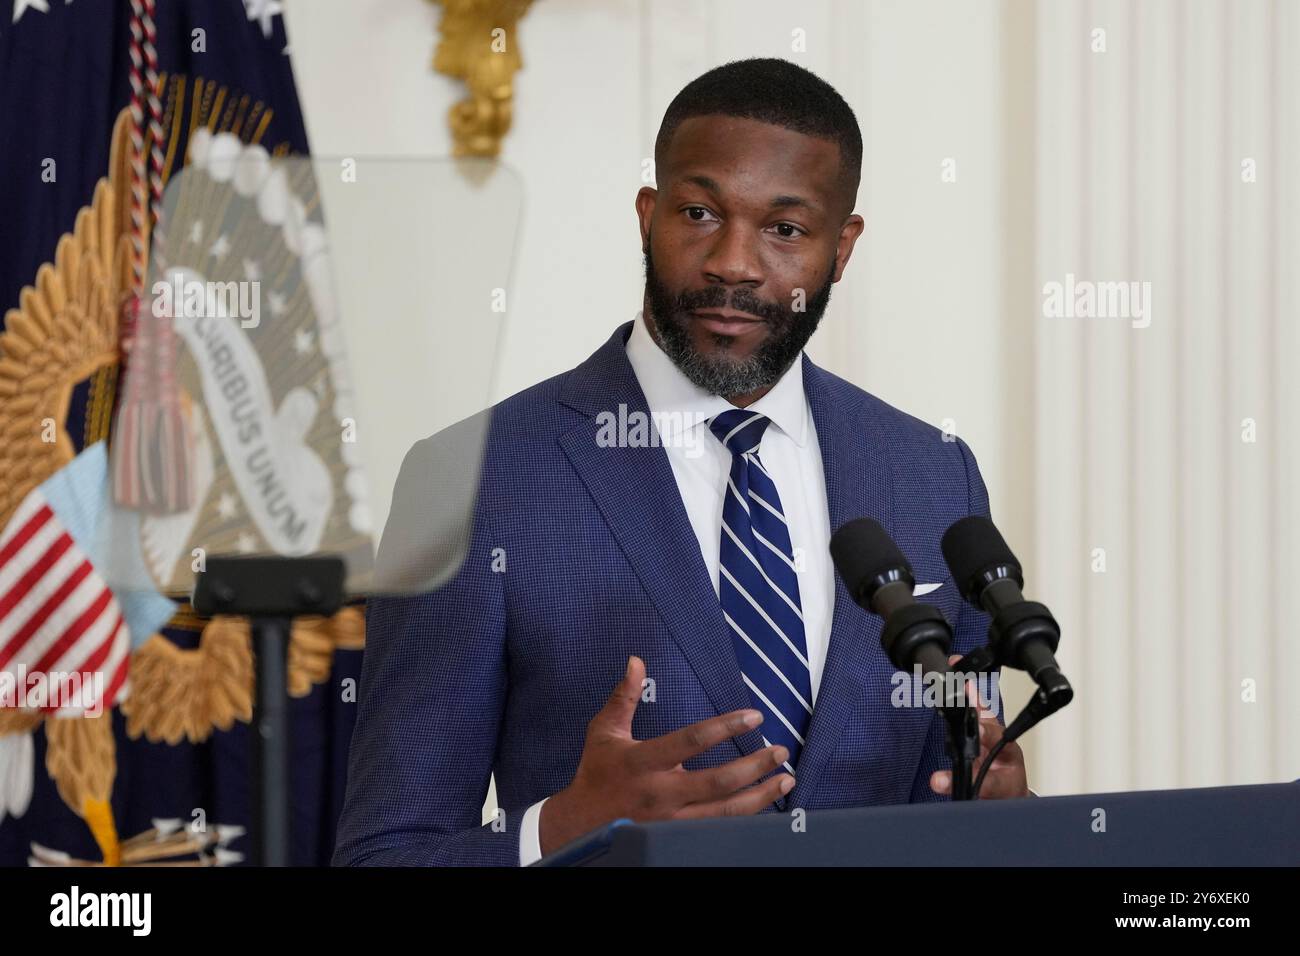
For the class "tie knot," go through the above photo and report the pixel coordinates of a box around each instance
[709,409,771,456]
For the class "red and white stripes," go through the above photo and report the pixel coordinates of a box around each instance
[0,494,131,718]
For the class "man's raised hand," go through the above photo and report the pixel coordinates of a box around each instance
[538,655,795,855]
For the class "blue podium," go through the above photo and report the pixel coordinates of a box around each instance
[536,782,1298,866]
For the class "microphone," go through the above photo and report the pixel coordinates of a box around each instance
[832,517,982,800]
[829,517,953,688]
[940,516,1073,712]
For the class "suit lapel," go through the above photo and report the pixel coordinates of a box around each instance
[557,324,761,761]
[556,328,905,793]
[786,357,899,809]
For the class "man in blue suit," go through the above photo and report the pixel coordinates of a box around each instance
[334,57,1029,867]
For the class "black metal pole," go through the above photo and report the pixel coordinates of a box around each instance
[944,700,980,801]
[250,615,291,867]
[947,647,997,801]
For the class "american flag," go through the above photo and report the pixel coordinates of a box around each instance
[0,488,130,718]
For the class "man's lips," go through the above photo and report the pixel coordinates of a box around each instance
[689,309,766,337]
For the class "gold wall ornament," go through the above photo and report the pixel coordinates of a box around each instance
[429,0,535,157]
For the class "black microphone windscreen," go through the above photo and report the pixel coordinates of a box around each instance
[941,515,1021,600]
[830,518,912,603]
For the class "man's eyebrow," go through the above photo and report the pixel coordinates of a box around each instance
[768,194,817,212]
[681,174,723,195]
[678,175,820,213]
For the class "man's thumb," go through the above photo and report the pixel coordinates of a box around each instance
[598,655,645,731]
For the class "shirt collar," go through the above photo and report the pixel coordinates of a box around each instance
[625,312,810,447]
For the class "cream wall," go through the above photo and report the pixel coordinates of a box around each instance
[284,0,1013,523]
[282,0,1298,816]
[1031,0,1300,796]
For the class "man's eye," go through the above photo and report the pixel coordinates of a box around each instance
[684,206,717,222]
[771,223,804,239]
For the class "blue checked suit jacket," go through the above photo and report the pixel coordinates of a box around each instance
[332,322,995,866]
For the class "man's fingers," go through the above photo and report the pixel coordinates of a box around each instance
[667,744,789,806]
[945,654,988,711]
[634,708,763,771]
[961,673,991,712]
[926,767,1010,796]
[984,737,1023,769]
[591,656,646,736]
[674,772,795,819]
[972,765,1020,799]
[930,769,952,795]
[931,736,1027,797]
[978,714,1004,747]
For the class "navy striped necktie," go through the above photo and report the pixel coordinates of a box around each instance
[708,408,811,776]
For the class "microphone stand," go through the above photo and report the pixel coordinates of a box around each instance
[952,643,1071,799]
[880,602,985,802]
[943,698,981,801]
[945,644,998,801]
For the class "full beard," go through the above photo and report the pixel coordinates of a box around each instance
[642,243,836,399]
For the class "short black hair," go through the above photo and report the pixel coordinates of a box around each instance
[654,57,862,210]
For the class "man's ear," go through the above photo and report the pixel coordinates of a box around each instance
[832,214,866,282]
[635,186,657,253]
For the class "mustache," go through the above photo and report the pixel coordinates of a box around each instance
[673,287,783,324]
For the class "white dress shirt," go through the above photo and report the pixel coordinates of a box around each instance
[517,314,833,864]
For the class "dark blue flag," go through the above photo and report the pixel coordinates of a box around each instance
[0,0,362,867]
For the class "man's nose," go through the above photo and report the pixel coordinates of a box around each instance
[701,223,763,288]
